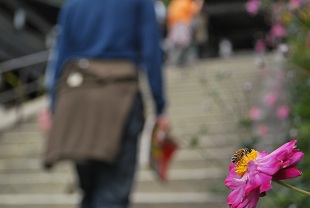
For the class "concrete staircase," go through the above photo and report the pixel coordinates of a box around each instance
[0,54,262,208]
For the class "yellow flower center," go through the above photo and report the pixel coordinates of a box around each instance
[235,149,258,176]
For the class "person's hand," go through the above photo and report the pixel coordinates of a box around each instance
[156,114,171,133]
[37,108,52,134]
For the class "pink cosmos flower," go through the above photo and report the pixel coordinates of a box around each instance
[249,106,261,121]
[289,0,302,9]
[271,24,287,38]
[225,140,303,208]
[276,105,290,120]
[264,92,278,107]
[246,0,260,16]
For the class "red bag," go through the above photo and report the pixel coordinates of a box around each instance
[150,124,178,181]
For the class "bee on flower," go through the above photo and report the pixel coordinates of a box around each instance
[225,140,304,208]
[231,148,251,164]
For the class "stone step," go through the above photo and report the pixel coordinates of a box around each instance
[0,123,238,155]
[0,123,40,133]
[0,155,225,173]
[132,202,227,208]
[0,167,226,185]
[165,68,258,80]
[0,143,43,158]
[0,144,234,170]
[165,80,258,94]
[0,158,70,173]
[0,142,233,169]
[0,167,227,190]
[0,167,227,201]
[0,172,225,194]
[0,126,244,150]
[0,129,238,147]
[0,132,44,144]
[0,192,226,208]
[165,75,258,87]
[1,203,227,208]
[3,107,250,131]
[2,106,251,135]
[0,118,242,147]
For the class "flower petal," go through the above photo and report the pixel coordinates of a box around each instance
[247,188,261,208]
[256,156,281,175]
[226,177,246,190]
[273,165,302,180]
[234,187,260,208]
[269,140,296,158]
[282,151,304,168]
[246,171,272,193]
[227,187,245,207]
[225,164,243,190]
[257,173,272,193]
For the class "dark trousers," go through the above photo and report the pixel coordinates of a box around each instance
[75,93,144,208]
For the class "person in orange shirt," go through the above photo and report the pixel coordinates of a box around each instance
[166,0,203,67]
[167,0,200,28]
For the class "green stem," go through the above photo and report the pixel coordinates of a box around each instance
[273,180,310,196]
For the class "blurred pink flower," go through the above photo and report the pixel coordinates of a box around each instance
[289,0,302,9]
[225,140,303,208]
[264,92,278,107]
[271,24,287,38]
[258,124,268,137]
[254,39,266,53]
[249,106,261,121]
[277,105,290,120]
[246,0,260,16]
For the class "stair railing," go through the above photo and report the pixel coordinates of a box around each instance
[0,50,49,122]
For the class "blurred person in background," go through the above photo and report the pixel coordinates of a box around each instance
[192,0,208,58]
[154,0,168,62]
[166,0,203,67]
[43,0,170,208]
[154,0,167,39]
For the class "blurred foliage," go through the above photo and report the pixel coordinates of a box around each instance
[250,0,309,71]
[285,3,310,71]
[263,0,310,70]
[238,117,252,129]
[289,69,310,207]
[261,55,310,208]
[246,1,310,206]
[162,0,172,6]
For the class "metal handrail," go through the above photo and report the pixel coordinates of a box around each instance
[0,50,49,73]
[0,50,49,108]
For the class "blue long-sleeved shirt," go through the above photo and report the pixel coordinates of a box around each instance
[46,0,166,115]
